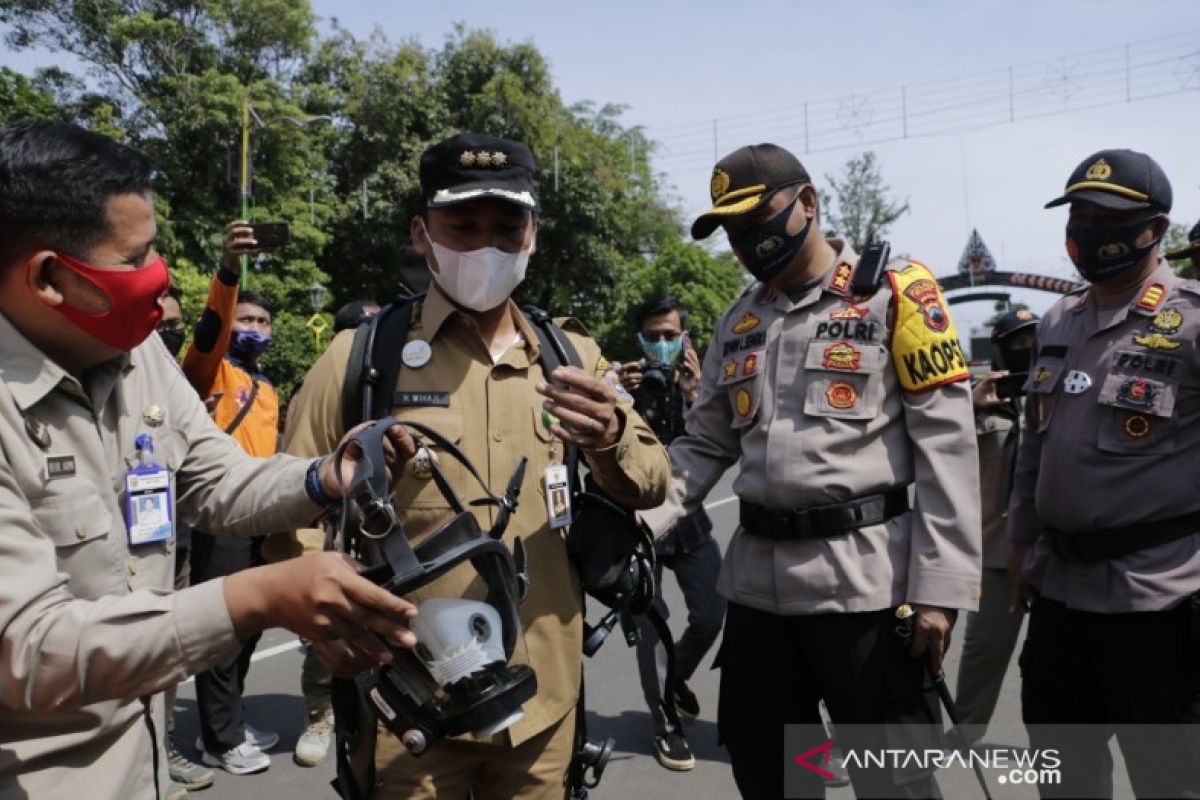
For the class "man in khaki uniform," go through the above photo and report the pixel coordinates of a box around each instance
[1009,149,1200,797]
[0,121,418,800]
[643,143,981,799]
[283,132,669,799]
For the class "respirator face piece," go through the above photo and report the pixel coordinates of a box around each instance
[335,417,536,754]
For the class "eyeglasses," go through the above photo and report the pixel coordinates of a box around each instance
[640,330,683,343]
[157,319,185,334]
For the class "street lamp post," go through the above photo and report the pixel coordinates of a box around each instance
[306,281,329,349]
[237,100,333,286]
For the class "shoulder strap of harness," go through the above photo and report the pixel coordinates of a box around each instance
[521,305,584,489]
[341,293,425,435]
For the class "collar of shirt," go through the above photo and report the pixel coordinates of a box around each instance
[767,238,859,314]
[1074,259,1178,334]
[0,309,132,411]
[421,283,543,368]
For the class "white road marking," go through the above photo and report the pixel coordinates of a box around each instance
[180,491,740,677]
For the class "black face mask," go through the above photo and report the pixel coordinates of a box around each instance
[994,341,1032,374]
[728,191,812,284]
[158,329,185,357]
[1066,217,1162,283]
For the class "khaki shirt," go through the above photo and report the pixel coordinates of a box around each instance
[283,285,668,746]
[1008,262,1200,612]
[976,406,1019,570]
[0,312,323,800]
[645,241,982,614]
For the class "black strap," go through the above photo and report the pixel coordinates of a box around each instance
[1044,512,1200,561]
[740,487,910,540]
[222,379,259,435]
[331,674,375,800]
[341,294,424,434]
[521,306,584,488]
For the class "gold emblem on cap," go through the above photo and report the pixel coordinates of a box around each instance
[476,151,493,167]
[491,151,507,167]
[1085,158,1113,181]
[711,169,731,201]
[459,151,477,167]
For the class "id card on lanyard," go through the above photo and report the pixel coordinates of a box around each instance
[125,432,174,545]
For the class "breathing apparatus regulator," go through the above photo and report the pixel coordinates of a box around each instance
[331,416,536,755]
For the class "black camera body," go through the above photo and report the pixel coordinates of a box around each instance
[640,361,675,392]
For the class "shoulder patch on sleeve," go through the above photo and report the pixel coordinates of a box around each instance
[888,262,969,392]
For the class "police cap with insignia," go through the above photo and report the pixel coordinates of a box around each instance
[419,132,540,211]
[991,307,1039,342]
[1165,219,1200,261]
[691,143,811,240]
[1044,148,1172,213]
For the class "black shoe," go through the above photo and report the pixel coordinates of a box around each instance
[654,731,696,771]
[672,680,700,722]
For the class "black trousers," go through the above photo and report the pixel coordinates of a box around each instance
[1021,595,1200,798]
[718,602,942,800]
[190,532,264,752]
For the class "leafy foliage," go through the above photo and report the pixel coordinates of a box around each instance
[821,151,910,250]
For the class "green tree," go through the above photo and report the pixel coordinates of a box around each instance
[821,151,910,250]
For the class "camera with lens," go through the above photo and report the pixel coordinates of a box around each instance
[639,361,675,393]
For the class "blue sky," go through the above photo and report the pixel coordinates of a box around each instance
[5,1,1198,335]
[308,0,1200,334]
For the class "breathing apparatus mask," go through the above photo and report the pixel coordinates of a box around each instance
[333,417,535,755]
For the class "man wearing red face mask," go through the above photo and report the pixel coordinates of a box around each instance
[0,121,422,800]
[1009,149,1200,797]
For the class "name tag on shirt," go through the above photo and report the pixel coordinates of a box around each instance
[124,465,174,545]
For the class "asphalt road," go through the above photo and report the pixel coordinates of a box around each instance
[172,471,1129,799]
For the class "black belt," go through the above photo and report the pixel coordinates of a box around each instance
[740,488,910,541]
[1044,511,1200,561]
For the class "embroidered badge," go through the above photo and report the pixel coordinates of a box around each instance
[1123,413,1151,439]
[822,342,862,371]
[1031,366,1052,386]
[901,279,950,333]
[710,168,731,201]
[825,381,858,410]
[1085,158,1113,180]
[1062,370,1092,394]
[743,353,759,377]
[829,305,868,320]
[731,312,761,335]
[1133,331,1182,351]
[1135,283,1165,312]
[735,387,753,417]
[723,359,738,381]
[1149,308,1183,336]
[1117,377,1157,409]
[829,263,853,294]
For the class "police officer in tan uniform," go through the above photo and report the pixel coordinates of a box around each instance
[0,122,418,800]
[283,133,669,799]
[1009,149,1200,797]
[643,143,981,799]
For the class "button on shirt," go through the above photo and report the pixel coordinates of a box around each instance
[644,241,982,615]
[0,312,322,800]
[1008,262,1200,612]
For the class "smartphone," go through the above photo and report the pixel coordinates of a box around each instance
[250,221,290,250]
[994,373,1028,400]
[850,240,891,295]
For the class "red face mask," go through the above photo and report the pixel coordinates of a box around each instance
[48,251,171,352]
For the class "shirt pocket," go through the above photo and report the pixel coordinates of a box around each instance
[716,350,763,429]
[1024,354,1068,434]
[390,406,466,509]
[31,491,119,597]
[1095,350,1181,454]
[802,341,888,421]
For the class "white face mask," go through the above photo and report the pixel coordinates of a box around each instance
[419,218,533,312]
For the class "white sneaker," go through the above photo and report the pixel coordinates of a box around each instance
[244,723,279,751]
[196,739,270,775]
[293,706,334,767]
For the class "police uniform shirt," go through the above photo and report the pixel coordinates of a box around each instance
[644,240,982,615]
[0,312,322,800]
[283,284,669,747]
[976,405,1020,570]
[1008,261,1200,612]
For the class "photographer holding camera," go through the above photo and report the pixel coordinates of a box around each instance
[618,297,725,771]
[955,307,1037,742]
